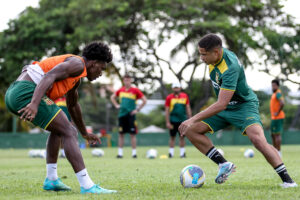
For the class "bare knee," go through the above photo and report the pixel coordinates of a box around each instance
[62,125,77,139]
[186,122,209,136]
[247,128,268,150]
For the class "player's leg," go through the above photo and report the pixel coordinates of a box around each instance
[168,135,176,158]
[130,134,137,158]
[129,114,137,158]
[179,135,186,158]
[176,122,186,158]
[169,124,176,158]
[117,133,124,158]
[271,119,283,156]
[185,120,235,184]
[47,112,117,193]
[117,116,125,158]
[45,132,61,182]
[271,134,281,153]
[246,124,296,188]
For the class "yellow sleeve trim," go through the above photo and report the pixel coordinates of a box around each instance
[220,88,235,92]
[44,109,62,129]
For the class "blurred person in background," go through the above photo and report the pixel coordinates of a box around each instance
[270,79,285,157]
[110,74,147,158]
[165,82,192,158]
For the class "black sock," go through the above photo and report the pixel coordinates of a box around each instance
[205,147,227,165]
[274,163,294,183]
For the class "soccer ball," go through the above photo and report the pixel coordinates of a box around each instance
[91,148,105,157]
[38,149,46,158]
[217,148,224,156]
[180,165,205,188]
[146,149,158,159]
[28,149,39,158]
[244,149,254,158]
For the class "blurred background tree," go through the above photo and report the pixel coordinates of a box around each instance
[0,0,299,131]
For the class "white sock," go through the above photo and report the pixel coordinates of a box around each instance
[60,149,65,157]
[118,148,123,156]
[180,147,185,156]
[46,163,58,181]
[132,149,137,156]
[169,148,174,156]
[76,168,94,189]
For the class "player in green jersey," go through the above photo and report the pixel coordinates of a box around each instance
[179,34,297,188]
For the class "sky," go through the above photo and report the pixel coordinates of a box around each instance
[0,0,299,92]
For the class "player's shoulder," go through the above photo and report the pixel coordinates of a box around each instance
[223,48,242,70]
[180,92,188,97]
[166,93,174,99]
[131,87,143,94]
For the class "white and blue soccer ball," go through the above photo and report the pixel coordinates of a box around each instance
[244,148,254,158]
[28,149,46,158]
[146,149,158,159]
[28,149,40,158]
[180,165,205,188]
[39,149,46,158]
[91,148,105,157]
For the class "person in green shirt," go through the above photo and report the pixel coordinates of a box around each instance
[111,74,147,158]
[179,33,297,188]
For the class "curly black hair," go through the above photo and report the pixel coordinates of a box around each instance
[82,41,113,63]
[198,33,222,51]
[272,79,280,86]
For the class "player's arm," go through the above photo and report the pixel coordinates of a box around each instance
[275,96,285,116]
[18,57,84,121]
[165,106,173,129]
[179,89,234,135]
[66,81,101,144]
[110,93,120,109]
[136,96,147,112]
[186,104,192,119]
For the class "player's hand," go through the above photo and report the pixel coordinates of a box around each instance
[18,102,38,122]
[179,119,193,136]
[83,133,101,145]
[130,109,138,115]
[166,122,173,130]
[115,104,120,109]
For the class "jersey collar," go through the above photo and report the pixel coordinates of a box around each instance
[213,48,224,68]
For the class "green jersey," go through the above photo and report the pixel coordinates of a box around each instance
[209,48,258,109]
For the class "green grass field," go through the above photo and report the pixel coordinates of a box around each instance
[0,146,299,200]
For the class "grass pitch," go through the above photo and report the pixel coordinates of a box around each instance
[0,145,299,200]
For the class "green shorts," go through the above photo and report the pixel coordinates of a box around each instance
[271,119,284,134]
[5,81,61,129]
[202,101,262,135]
[59,106,71,121]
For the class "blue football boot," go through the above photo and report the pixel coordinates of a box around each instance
[80,184,117,194]
[215,162,236,184]
[43,178,71,191]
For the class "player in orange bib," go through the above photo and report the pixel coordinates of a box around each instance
[270,79,285,157]
[5,42,117,194]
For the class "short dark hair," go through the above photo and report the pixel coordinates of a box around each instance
[198,33,222,51]
[272,79,280,86]
[123,74,131,79]
[83,41,113,63]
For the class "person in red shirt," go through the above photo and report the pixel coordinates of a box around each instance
[110,74,147,158]
[5,42,117,194]
[165,83,192,158]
